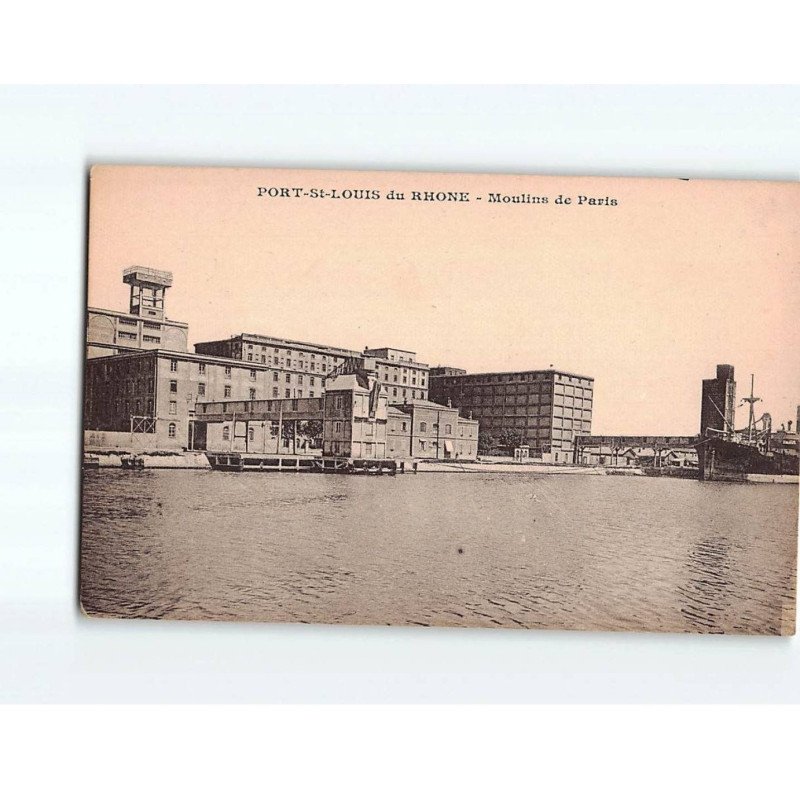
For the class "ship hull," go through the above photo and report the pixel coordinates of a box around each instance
[696,437,799,483]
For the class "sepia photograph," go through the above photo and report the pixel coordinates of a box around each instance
[80,164,799,634]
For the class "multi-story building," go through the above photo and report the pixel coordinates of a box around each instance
[363,347,430,401]
[84,347,334,449]
[322,362,390,460]
[194,338,431,402]
[429,367,594,462]
[321,359,477,461]
[86,267,189,358]
[84,268,448,456]
[194,332,359,383]
[387,399,478,460]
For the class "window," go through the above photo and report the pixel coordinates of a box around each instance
[309,391,314,398]
[273,371,278,381]
[250,388,256,400]
[222,425,230,441]
[143,335,160,343]
[198,383,206,396]
[392,388,397,397]
[433,423,439,432]
[365,442,373,456]
[297,390,303,398]
[285,389,291,399]
[285,374,291,383]
[169,380,177,393]
[310,377,315,386]
[224,385,231,398]
[225,366,231,377]
[298,375,303,385]
[420,422,427,432]
[402,422,407,432]
[335,421,342,433]
[168,422,177,438]
[419,440,426,451]
[247,353,253,362]
[198,363,205,374]
[169,400,177,415]
[250,369,256,381]
[261,355,266,364]
[248,427,254,442]
[445,424,452,435]
[272,387,279,398]
[365,422,374,437]
[170,359,178,372]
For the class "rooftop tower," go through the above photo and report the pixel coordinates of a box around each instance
[123,266,174,320]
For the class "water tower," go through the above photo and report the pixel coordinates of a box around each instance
[123,266,173,320]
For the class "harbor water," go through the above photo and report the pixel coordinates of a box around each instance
[80,470,798,634]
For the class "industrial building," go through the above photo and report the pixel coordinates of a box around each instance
[572,435,697,467]
[362,347,430,401]
[194,332,357,389]
[86,267,189,358]
[387,399,478,460]
[189,357,477,461]
[429,367,594,462]
[194,337,430,402]
[84,269,446,455]
[83,348,307,449]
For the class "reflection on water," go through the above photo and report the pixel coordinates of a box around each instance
[678,537,732,633]
[80,471,798,634]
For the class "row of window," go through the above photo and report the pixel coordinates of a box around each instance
[246,353,343,371]
[439,373,593,387]
[171,358,325,387]
[244,342,347,360]
[447,386,593,400]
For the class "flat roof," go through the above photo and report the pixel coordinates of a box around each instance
[85,347,336,375]
[431,368,594,382]
[196,332,359,357]
[122,266,173,286]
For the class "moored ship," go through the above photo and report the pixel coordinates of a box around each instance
[696,366,798,483]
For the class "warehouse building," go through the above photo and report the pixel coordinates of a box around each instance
[387,399,478,460]
[83,347,331,450]
[429,367,594,462]
[195,337,431,402]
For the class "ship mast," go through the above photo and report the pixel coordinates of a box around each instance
[740,373,761,445]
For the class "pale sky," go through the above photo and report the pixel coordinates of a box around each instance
[88,166,800,435]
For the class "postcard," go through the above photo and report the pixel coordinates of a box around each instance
[81,165,799,633]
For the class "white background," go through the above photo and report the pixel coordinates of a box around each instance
[1,85,799,703]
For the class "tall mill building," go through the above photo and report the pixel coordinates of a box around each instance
[429,366,594,462]
[194,338,430,402]
[84,268,431,450]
